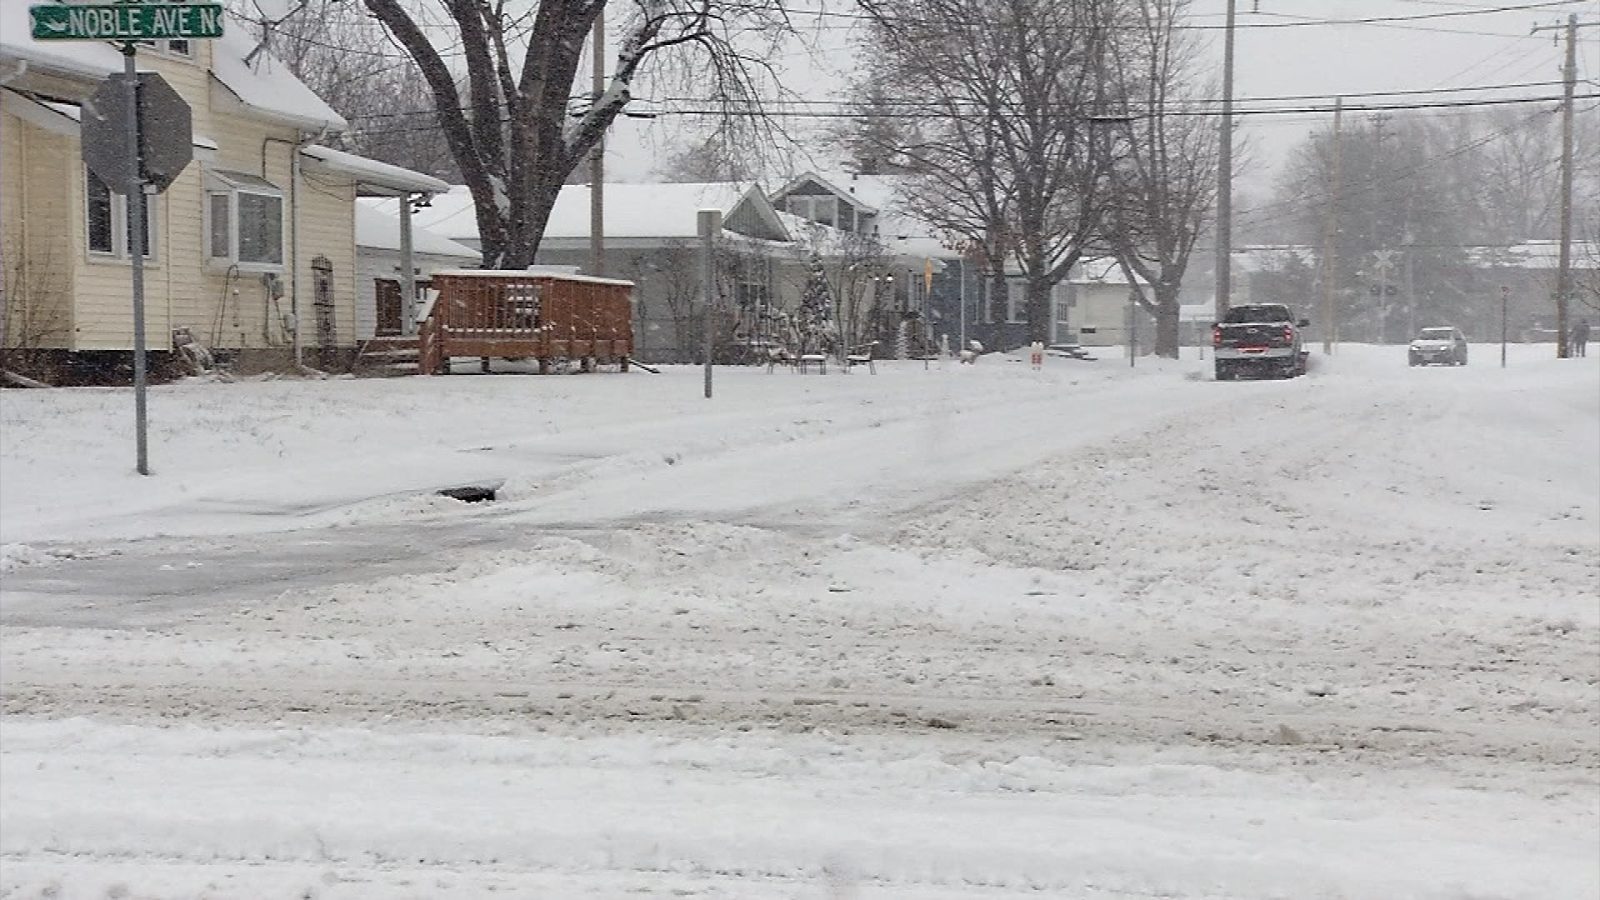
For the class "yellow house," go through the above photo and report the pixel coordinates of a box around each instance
[0,7,447,380]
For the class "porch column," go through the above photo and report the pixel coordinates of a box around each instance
[399,192,418,336]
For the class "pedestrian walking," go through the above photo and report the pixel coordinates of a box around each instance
[1573,319,1590,358]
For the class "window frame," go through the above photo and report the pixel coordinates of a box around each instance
[1006,281,1027,324]
[204,170,285,273]
[83,168,157,263]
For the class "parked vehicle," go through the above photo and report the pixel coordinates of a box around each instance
[1409,326,1468,367]
[1213,304,1310,380]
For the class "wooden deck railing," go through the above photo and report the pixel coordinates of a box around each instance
[419,271,634,374]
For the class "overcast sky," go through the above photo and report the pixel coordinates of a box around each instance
[603,0,1598,193]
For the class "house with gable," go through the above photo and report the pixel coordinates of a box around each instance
[776,171,1202,354]
[375,181,802,363]
[0,7,448,381]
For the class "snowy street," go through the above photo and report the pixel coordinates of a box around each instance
[2,346,1597,898]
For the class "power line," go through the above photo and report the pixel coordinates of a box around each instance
[336,84,1593,127]
[756,0,1588,34]
[632,92,1595,119]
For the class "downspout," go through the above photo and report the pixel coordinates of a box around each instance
[263,132,310,366]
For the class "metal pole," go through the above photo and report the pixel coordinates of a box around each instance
[699,209,721,399]
[1128,291,1136,368]
[1554,13,1576,358]
[958,257,967,352]
[1321,97,1342,355]
[290,146,302,367]
[1501,286,1508,368]
[399,192,417,334]
[1213,0,1236,323]
[589,7,605,277]
[123,45,149,476]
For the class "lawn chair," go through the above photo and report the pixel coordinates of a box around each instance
[843,341,878,374]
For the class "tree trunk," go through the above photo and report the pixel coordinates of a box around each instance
[1025,276,1053,346]
[1153,284,1181,358]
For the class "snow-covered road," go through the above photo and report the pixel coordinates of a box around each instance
[2,346,1596,898]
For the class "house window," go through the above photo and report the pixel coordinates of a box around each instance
[1007,282,1027,324]
[136,39,188,56]
[813,196,836,228]
[784,194,839,229]
[85,170,154,259]
[206,170,284,270]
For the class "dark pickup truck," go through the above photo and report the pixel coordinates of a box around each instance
[1212,304,1310,380]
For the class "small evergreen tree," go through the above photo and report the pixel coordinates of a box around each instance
[798,254,837,355]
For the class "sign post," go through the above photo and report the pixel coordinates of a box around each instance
[124,46,148,475]
[1501,285,1509,369]
[699,209,721,399]
[32,1,219,475]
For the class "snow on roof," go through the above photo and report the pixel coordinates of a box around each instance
[775,171,957,260]
[772,171,882,214]
[544,182,758,239]
[379,182,779,245]
[430,268,634,287]
[301,146,449,196]
[1075,257,1136,285]
[209,21,343,131]
[0,7,343,132]
[353,202,480,259]
[1470,241,1596,271]
[4,90,221,149]
[1233,245,1316,274]
[365,188,478,244]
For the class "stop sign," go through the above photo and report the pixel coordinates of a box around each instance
[81,71,193,193]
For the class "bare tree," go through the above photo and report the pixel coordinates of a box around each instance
[240,1,458,179]
[653,131,755,183]
[857,0,1116,346]
[359,0,792,269]
[1103,0,1217,358]
[1,242,72,383]
[831,85,923,177]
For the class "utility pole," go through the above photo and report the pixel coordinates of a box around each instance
[1403,195,1416,340]
[1552,12,1575,358]
[589,7,605,277]
[1532,14,1597,357]
[1369,113,1391,341]
[1214,0,1236,323]
[1320,97,1342,355]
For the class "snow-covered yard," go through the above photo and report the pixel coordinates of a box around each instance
[2,346,1596,898]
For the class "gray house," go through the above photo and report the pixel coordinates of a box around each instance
[384,183,800,363]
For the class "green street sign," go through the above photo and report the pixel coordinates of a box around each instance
[30,4,225,42]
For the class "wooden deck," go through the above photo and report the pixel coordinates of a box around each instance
[418,270,635,375]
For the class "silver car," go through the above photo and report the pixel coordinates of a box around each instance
[1409,326,1468,366]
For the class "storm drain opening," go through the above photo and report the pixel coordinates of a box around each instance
[437,485,498,503]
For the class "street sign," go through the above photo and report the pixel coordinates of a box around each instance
[82,72,193,193]
[30,4,225,41]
